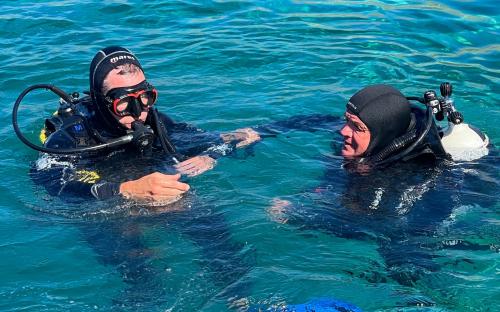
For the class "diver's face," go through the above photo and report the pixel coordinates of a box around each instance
[104,70,149,129]
[340,112,371,157]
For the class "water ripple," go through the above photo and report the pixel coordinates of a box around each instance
[1,1,499,311]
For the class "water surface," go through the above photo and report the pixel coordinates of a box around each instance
[0,1,499,311]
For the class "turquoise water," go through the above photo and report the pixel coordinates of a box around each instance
[1,1,499,311]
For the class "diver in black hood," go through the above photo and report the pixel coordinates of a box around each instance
[266,84,494,304]
[29,46,260,201]
[340,84,488,168]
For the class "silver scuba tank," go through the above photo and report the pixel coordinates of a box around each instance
[437,83,489,161]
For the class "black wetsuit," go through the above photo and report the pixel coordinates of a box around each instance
[31,96,232,200]
[273,108,497,296]
[29,96,255,310]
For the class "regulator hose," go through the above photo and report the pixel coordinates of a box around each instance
[12,84,134,154]
[375,105,434,166]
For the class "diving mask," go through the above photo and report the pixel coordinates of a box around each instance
[104,80,157,117]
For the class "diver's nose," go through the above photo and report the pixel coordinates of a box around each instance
[340,123,351,138]
[130,99,142,118]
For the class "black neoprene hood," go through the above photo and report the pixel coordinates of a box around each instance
[88,46,144,134]
[346,84,411,156]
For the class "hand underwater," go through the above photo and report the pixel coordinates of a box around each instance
[174,155,216,177]
[119,172,190,202]
[221,127,261,148]
[267,198,292,224]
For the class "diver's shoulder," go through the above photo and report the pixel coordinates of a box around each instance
[156,110,176,126]
[43,105,94,149]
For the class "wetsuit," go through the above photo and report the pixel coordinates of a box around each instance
[30,96,254,308]
[271,110,497,296]
[31,96,233,200]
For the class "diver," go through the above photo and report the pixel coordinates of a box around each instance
[267,84,495,306]
[19,46,260,202]
[14,46,260,310]
[340,84,488,167]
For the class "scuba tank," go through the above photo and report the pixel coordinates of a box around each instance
[441,123,489,161]
[435,83,489,161]
[367,82,489,166]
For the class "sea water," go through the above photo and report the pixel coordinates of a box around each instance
[0,1,498,311]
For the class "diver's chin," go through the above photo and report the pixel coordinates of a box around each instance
[341,146,354,157]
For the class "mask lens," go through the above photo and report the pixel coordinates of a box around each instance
[139,90,156,107]
[115,98,132,115]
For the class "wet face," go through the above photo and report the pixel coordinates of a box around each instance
[340,112,371,157]
[102,69,148,129]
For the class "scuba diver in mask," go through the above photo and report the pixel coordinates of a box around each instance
[19,46,260,202]
[267,84,495,306]
[13,47,261,310]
